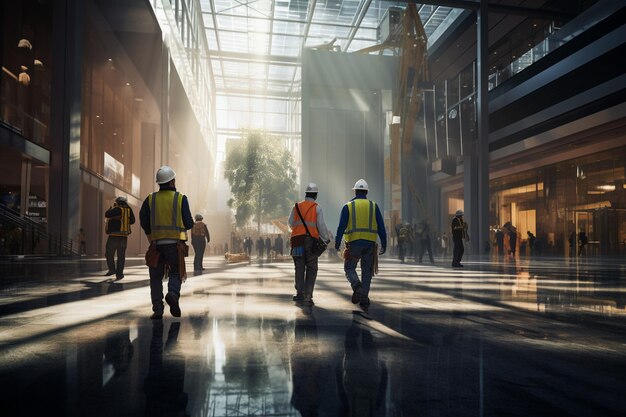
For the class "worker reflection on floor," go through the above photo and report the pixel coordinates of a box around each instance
[144,321,188,417]
[339,321,388,416]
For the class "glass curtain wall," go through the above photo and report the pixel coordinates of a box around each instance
[489,147,626,257]
[423,2,600,163]
[0,0,53,242]
[79,5,163,256]
[443,146,626,257]
[1,0,53,147]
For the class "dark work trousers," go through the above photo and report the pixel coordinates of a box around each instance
[509,234,517,255]
[149,243,181,314]
[398,240,406,263]
[292,236,319,301]
[105,235,128,278]
[419,238,434,263]
[191,237,206,271]
[344,242,375,302]
[452,238,464,266]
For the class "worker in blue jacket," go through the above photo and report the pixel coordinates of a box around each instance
[335,179,387,309]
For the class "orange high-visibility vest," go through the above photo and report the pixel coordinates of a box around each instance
[290,201,319,238]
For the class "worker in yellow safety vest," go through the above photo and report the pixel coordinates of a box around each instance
[104,196,135,280]
[334,179,387,310]
[139,166,194,319]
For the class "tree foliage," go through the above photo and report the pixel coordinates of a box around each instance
[224,131,298,231]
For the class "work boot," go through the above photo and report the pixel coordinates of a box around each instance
[165,292,181,317]
[150,311,163,320]
[104,271,115,277]
[351,284,362,304]
[292,292,304,301]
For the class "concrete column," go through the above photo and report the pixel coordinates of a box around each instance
[465,0,490,255]
[161,47,170,167]
[48,0,83,242]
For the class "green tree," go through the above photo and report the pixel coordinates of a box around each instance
[224,131,298,232]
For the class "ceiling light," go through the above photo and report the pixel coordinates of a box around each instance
[597,185,615,191]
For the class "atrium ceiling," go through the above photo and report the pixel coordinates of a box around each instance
[201,0,460,98]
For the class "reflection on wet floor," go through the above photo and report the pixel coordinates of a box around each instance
[0,256,625,416]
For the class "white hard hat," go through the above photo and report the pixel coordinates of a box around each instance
[353,179,369,191]
[455,210,464,216]
[305,182,318,193]
[115,196,128,203]
[156,166,176,184]
[195,214,203,221]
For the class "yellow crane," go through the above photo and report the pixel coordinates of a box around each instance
[356,4,429,224]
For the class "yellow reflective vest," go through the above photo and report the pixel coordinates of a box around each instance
[147,191,188,241]
[106,206,132,236]
[344,199,378,243]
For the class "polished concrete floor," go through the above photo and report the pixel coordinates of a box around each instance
[0,254,625,417]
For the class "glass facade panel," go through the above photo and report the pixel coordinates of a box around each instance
[80,16,161,199]
[489,147,626,257]
[1,0,54,148]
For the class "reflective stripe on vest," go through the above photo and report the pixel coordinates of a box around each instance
[290,201,319,238]
[108,206,132,236]
[344,199,378,243]
[148,191,187,241]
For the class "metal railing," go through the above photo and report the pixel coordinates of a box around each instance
[0,204,78,257]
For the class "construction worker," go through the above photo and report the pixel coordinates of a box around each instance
[140,166,194,319]
[335,179,387,309]
[191,214,210,272]
[451,209,469,267]
[104,196,135,280]
[288,182,330,306]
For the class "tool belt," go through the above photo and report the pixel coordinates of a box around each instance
[145,241,189,281]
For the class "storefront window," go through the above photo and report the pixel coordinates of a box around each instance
[489,147,626,257]
[1,1,53,147]
[0,146,49,254]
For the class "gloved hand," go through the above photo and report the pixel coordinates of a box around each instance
[379,246,386,255]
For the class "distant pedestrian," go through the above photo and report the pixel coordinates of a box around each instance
[256,236,264,258]
[578,231,588,256]
[191,214,210,272]
[451,210,468,267]
[495,228,504,256]
[396,222,410,263]
[417,219,434,263]
[77,228,86,255]
[568,232,576,257]
[265,236,272,258]
[245,237,253,256]
[274,235,284,256]
[335,179,387,310]
[105,196,135,280]
[527,231,536,255]
[504,222,517,256]
[441,232,449,258]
